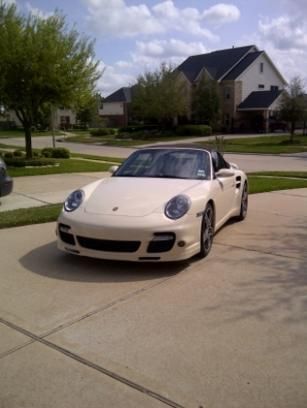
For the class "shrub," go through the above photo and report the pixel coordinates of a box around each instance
[13,149,25,157]
[176,125,212,136]
[4,152,13,159]
[90,128,115,136]
[41,147,70,158]
[118,125,160,134]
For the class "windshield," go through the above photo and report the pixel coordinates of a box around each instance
[114,149,211,180]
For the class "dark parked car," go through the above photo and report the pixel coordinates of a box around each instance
[0,157,13,198]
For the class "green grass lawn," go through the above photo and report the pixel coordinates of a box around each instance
[0,203,63,229]
[200,134,307,154]
[7,158,113,177]
[1,172,307,229]
[248,175,307,194]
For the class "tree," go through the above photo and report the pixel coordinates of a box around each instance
[132,63,189,126]
[192,74,220,128]
[0,2,101,157]
[76,93,103,128]
[279,76,306,142]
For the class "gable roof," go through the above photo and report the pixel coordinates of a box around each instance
[223,51,263,80]
[103,87,132,103]
[238,89,283,110]
[176,45,257,82]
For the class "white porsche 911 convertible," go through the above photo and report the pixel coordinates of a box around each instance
[57,145,248,262]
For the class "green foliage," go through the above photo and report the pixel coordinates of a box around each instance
[131,63,189,125]
[0,2,101,158]
[76,93,103,128]
[41,147,70,158]
[90,128,116,136]
[279,76,307,140]
[13,149,25,157]
[3,151,13,159]
[192,74,220,128]
[176,125,212,136]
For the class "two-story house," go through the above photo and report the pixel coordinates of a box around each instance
[99,87,133,127]
[100,44,287,132]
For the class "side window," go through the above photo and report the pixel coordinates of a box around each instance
[212,151,229,172]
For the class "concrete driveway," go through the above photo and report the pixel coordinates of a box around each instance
[0,189,306,408]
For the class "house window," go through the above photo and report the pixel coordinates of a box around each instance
[258,84,265,89]
[260,62,264,73]
[60,116,70,124]
[271,85,279,91]
[224,87,231,100]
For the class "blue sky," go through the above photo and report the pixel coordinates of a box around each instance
[8,0,307,95]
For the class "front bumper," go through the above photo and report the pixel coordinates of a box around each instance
[56,210,201,262]
[0,176,13,197]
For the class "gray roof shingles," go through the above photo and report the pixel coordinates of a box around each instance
[176,45,256,82]
[103,87,132,103]
[224,51,263,80]
[238,89,283,110]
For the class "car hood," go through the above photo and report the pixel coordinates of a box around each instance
[84,177,202,217]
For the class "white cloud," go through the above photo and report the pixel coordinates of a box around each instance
[203,3,240,25]
[241,12,307,84]
[259,16,307,50]
[3,0,16,5]
[84,0,163,37]
[25,2,53,19]
[83,0,240,39]
[97,62,136,95]
[135,39,207,60]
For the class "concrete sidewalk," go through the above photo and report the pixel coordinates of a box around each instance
[0,189,306,408]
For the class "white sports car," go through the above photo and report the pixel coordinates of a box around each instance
[57,145,248,262]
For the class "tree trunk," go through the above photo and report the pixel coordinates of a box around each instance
[24,126,33,158]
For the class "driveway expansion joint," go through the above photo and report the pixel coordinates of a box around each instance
[215,242,305,260]
[0,317,184,408]
[41,272,179,339]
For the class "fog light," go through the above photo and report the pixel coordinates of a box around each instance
[59,224,71,233]
[178,241,186,247]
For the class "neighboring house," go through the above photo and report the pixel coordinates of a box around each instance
[176,44,287,132]
[99,87,132,127]
[0,108,76,129]
[101,45,287,132]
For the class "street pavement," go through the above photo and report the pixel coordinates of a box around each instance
[0,189,306,407]
[0,134,306,213]
[2,135,307,170]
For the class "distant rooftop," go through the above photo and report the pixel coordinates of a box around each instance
[177,45,258,82]
[103,87,132,103]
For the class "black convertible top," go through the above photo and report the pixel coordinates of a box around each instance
[140,144,215,153]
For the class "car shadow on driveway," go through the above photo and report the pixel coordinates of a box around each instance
[19,241,188,283]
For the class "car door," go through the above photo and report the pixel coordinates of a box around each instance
[211,152,235,225]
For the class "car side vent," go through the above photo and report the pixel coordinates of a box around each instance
[235,176,241,189]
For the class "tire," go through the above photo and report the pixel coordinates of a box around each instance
[199,203,214,259]
[237,182,248,221]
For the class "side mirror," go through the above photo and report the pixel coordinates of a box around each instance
[216,168,235,178]
[109,165,119,175]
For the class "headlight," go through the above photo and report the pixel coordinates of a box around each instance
[64,190,84,212]
[165,195,191,220]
